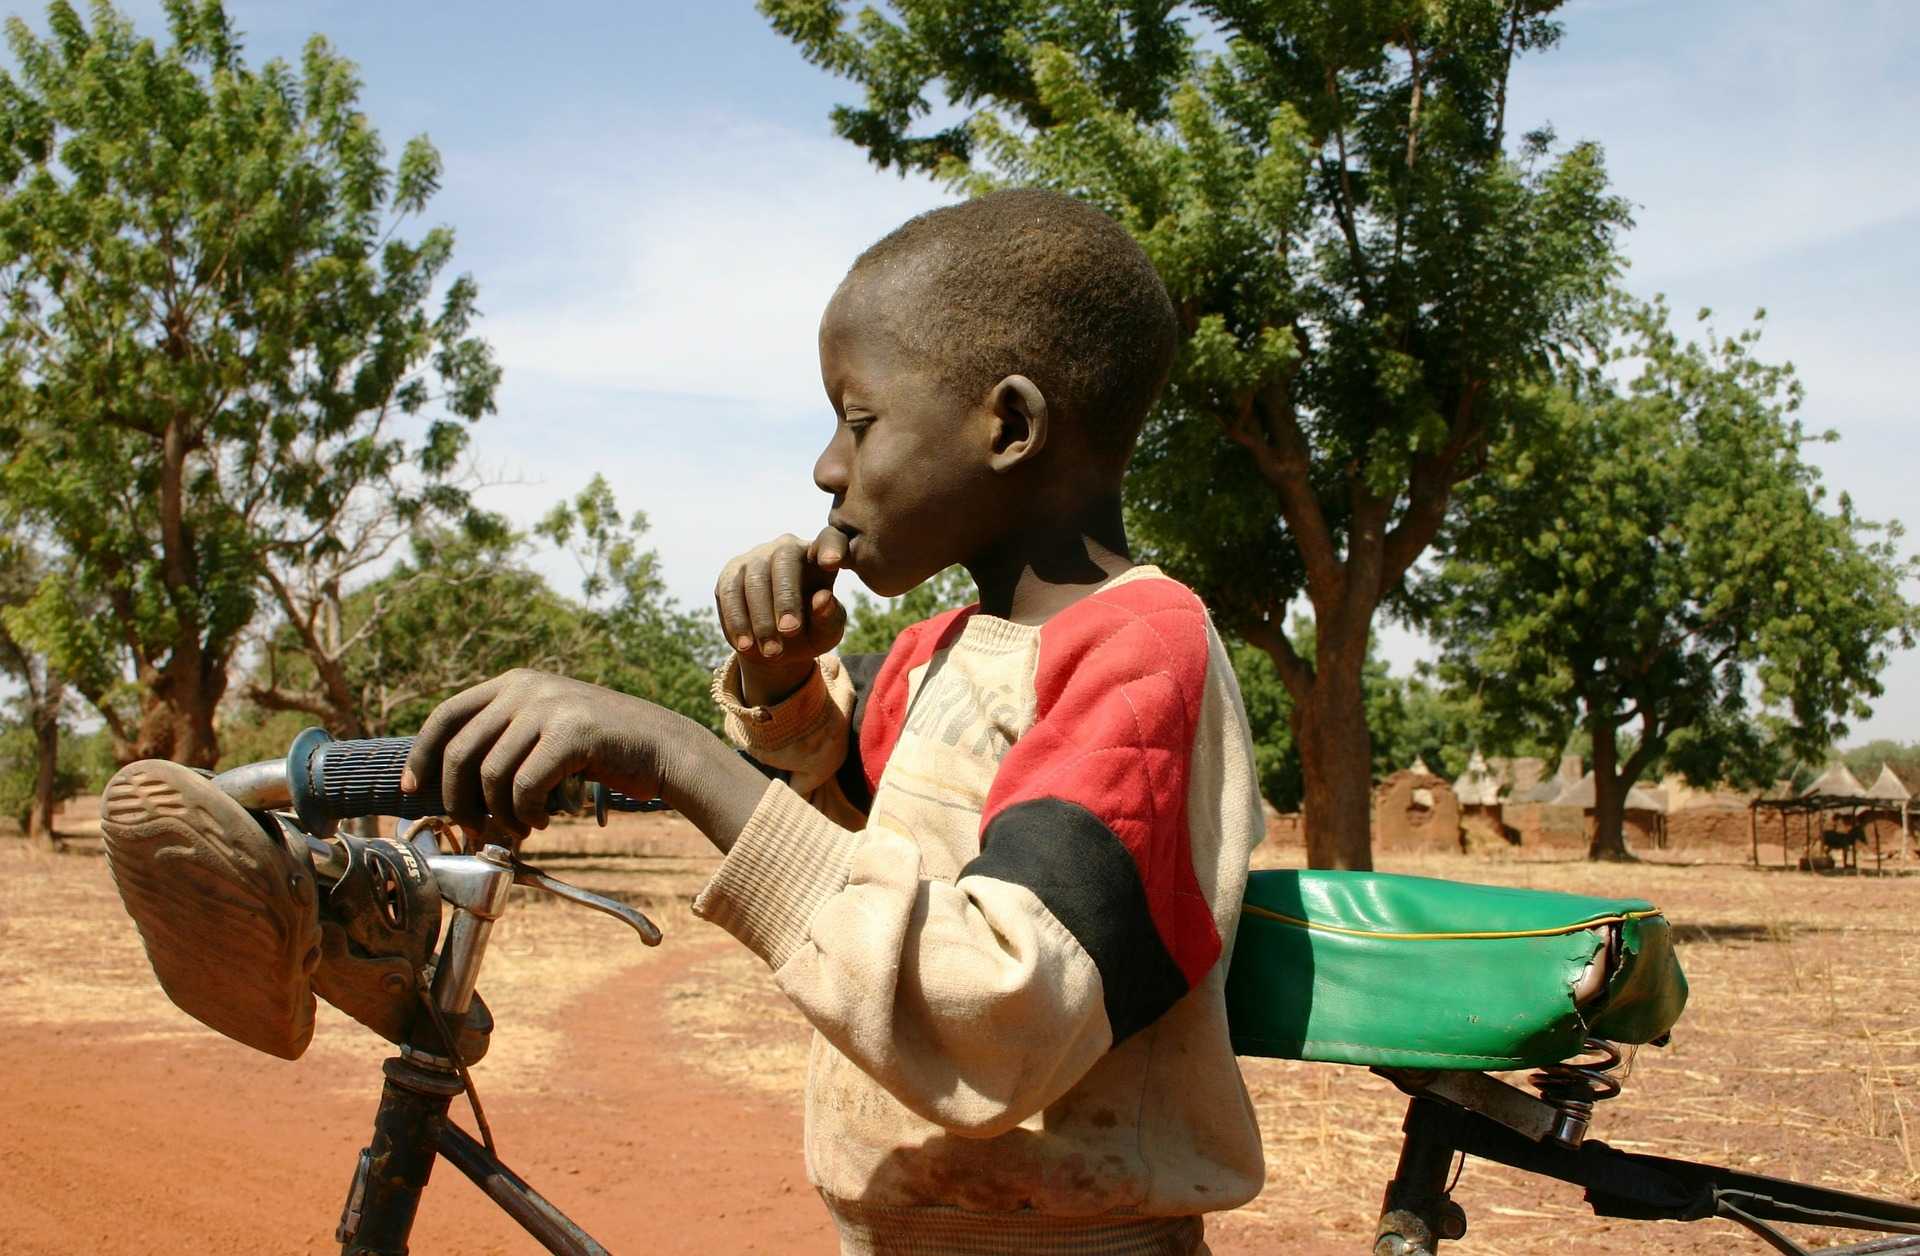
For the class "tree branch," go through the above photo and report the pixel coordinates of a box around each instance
[1321,69,1375,309]
[1242,615,1314,702]
[1237,379,1345,605]
[1491,1,1523,156]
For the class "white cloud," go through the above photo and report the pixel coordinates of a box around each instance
[433,109,957,616]
[1516,1,1920,282]
[461,112,955,412]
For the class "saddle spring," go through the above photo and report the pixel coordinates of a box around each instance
[1530,1037,1624,1147]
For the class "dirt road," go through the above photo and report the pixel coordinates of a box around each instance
[3,813,1914,1254]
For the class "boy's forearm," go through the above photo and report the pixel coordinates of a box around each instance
[651,707,772,855]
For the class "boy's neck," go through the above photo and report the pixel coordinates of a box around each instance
[966,493,1135,626]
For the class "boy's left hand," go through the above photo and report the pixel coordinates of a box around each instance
[401,668,668,840]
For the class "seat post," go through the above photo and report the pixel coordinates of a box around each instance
[1374,1097,1467,1255]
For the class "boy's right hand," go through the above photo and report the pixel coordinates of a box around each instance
[714,527,850,705]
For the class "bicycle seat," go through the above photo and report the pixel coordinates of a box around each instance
[1225,870,1687,1070]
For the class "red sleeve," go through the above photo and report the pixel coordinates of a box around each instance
[846,605,975,806]
[975,579,1220,992]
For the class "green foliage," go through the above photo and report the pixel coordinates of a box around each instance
[762,1,1631,862]
[763,0,1626,629]
[0,0,499,763]
[1434,299,1919,821]
[213,707,310,773]
[242,523,585,743]
[1229,619,1489,810]
[537,475,725,730]
[1227,638,1302,810]
[1836,740,1920,791]
[0,714,87,827]
[841,565,977,655]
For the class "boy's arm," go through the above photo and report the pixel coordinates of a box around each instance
[400,584,1224,1140]
[709,528,879,825]
[710,650,889,829]
[693,585,1223,1137]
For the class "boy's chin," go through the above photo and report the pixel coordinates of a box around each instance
[860,561,936,599]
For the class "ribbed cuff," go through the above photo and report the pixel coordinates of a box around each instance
[691,778,862,970]
[710,655,841,753]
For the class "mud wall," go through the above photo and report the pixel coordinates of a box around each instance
[1372,771,1461,848]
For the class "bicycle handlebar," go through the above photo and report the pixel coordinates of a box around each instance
[284,727,663,836]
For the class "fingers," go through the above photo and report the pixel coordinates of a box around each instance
[806,584,848,654]
[441,703,515,827]
[771,543,804,639]
[715,566,753,654]
[512,735,587,834]
[478,717,543,838]
[404,675,505,795]
[743,558,779,657]
[717,534,842,663]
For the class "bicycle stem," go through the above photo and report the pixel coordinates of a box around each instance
[424,845,516,1022]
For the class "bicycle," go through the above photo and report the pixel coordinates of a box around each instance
[101,728,1920,1255]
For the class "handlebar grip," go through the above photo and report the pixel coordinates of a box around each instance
[286,728,663,834]
[291,732,445,833]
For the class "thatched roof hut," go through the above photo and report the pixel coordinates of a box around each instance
[1801,762,1868,801]
[1864,764,1911,804]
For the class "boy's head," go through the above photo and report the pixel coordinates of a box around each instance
[813,189,1177,596]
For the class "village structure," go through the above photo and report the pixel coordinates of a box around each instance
[1268,751,1919,868]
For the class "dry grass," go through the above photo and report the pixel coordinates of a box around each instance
[1209,843,1920,1253]
[6,802,1916,1253]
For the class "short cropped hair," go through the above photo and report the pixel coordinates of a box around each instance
[848,188,1178,462]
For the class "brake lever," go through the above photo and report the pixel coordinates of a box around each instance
[509,859,663,946]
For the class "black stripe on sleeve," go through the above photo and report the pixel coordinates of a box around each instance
[737,748,789,784]
[961,798,1190,1045]
[834,652,887,814]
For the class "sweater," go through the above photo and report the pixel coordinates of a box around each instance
[691,565,1265,1256]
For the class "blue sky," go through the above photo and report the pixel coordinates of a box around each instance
[70,1,1920,743]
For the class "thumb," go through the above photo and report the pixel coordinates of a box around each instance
[809,524,851,575]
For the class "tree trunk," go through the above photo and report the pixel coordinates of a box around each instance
[1291,643,1375,871]
[27,707,58,851]
[1587,720,1634,862]
[129,658,224,768]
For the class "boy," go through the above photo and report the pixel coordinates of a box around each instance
[402,189,1265,1254]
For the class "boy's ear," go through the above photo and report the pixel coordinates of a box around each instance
[985,374,1048,473]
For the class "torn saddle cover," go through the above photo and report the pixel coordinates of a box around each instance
[311,829,492,1063]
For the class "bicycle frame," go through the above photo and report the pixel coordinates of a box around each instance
[203,744,1920,1256]
[1373,1070,1920,1256]
[321,835,614,1256]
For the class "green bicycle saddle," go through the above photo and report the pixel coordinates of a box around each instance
[1225,870,1688,1070]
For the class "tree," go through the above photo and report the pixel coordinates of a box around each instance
[242,521,584,743]
[0,714,86,840]
[0,532,70,845]
[1433,301,1918,859]
[1839,740,1920,788]
[536,475,727,730]
[1229,618,1490,813]
[0,0,498,768]
[761,0,1628,866]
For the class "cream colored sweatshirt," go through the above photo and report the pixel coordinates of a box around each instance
[692,566,1265,1256]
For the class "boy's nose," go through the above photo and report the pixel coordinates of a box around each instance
[813,431,850,497]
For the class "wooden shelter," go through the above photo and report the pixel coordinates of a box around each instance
[1748,762,1894,872]
[1860,764,1914,860]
